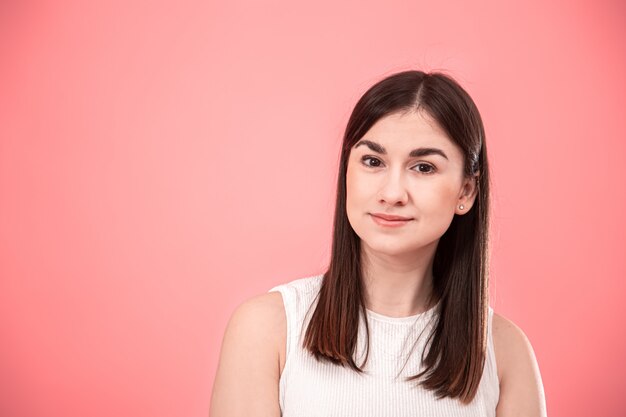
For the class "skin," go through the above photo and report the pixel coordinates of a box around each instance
[209,109,547,417]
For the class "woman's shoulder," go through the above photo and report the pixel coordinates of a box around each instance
[242,273,323,320]
[236,274,323,357]
[224,291,287,376]
[491,311,547,416]
[210,291,286,414]
[235,291,286,348]
[491,313,525,381]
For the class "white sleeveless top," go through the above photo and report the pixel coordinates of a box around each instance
[268,274,500,417]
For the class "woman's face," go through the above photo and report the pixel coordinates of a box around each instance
[346,109,477,258]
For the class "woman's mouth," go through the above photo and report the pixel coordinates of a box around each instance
[370,213,413,227]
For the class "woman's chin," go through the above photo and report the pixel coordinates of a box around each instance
[362,237,440,259]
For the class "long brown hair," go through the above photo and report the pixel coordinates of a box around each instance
[302,70,491,404]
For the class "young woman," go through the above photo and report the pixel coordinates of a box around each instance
[210,70,547,416]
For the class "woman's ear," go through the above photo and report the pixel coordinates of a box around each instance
[455,172,479,215]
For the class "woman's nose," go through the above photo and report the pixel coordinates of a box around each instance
[377,172,409,205]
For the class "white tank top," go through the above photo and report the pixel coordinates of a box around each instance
[268,274,500,416]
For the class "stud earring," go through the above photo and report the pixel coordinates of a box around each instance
[459,204,465,210]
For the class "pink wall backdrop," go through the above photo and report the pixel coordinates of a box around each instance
[1,0,625,416]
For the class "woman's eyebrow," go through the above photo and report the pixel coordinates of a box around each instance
[353,139,448,160]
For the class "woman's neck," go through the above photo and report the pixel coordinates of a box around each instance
[360,242,438,317]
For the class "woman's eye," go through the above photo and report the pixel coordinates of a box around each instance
[361,156,382,167]
[414,163,436,174]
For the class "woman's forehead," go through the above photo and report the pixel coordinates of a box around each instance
[356,111,463,159]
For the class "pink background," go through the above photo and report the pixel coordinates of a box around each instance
[1,1,625,416]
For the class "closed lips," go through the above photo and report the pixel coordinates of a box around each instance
[371,213,413,221]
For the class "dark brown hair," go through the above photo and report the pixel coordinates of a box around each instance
[302,70,491,404]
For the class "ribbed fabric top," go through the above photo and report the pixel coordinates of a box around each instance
[268,274,500,417]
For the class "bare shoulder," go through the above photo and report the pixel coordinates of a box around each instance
[492,312,533,381]
[237,291,286,335]
[209,291,286,417]
[227,291,287,368]
[491,312,547,417]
